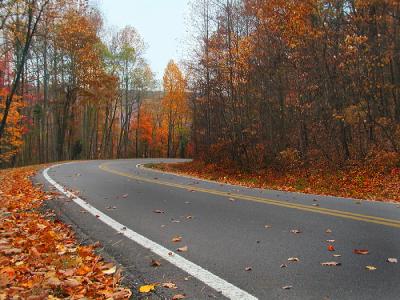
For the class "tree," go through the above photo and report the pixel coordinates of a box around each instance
[162,60,190,158]
[0,0,50,141]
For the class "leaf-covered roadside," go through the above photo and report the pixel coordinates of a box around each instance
[0,166,132,299]
[148,160,400,202]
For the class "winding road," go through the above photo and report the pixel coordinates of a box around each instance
[37,159,400,299]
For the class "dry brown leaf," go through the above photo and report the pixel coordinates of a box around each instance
[282,285,293,290]
[162,282,177,289]
[172,294,186,300]
[151,259,161,267]
[365,265,377,271]
[102,265,117,275]
[177,246,188,252]
[290,229,301,234]
[172,236,183,243]
[245,267,252,271]
[387,258,398,263]
[287,257,299,262]
[64,278,81,288]
[321,261,341,266]
[353,249,369,255]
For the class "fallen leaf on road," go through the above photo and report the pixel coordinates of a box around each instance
[122,194,128,198]
[245,267,252,271]
[153,210,165,214]
[110,289,132,299]
[353,249,369,255]
[264,225,272,229]
[102,265,116,275]
[288,257,299,262]
[186,215,193,219]
[321,261,341,266]
[290,229,301,234]
[282,285,293,290]
[327,245,335,251]
[229,198,235,202]
[151,259,161,267]
[365,265,377,271]
[387,258,398,263]
[172,294,186,300]
[326,240,335,243]
[280,264,287,268]
[325,229,332,233]
[162,282,177,289]
[333,254,342,257]
[139,284,156,293]
[177,246,188,252]
[172,236,182,243]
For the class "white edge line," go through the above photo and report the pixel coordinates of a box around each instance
[43,163,258,300]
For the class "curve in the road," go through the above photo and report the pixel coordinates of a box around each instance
[100,162,400,229]
[43,163,258,300]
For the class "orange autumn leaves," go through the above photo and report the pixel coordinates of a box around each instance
[0,88,24,163]
[130,60,191,158]
[0,166,131,299]
[150,160,400,202]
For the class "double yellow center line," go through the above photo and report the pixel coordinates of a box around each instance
[99,163,400,229]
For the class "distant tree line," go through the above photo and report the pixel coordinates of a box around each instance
[0,0,191,167]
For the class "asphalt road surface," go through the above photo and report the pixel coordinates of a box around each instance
[37,159,400,299]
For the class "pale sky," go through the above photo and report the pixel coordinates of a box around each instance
[97,0,190,82]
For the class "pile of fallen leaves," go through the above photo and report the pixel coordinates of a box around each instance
[149,160,400,202]
[0,166,131,299]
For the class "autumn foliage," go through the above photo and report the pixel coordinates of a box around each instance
[0,166,131,298]
[152,156,400,202]
[189,0,400,170]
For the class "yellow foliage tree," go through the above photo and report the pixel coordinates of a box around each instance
[162,60,190,158]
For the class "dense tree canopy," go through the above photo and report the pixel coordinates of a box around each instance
[188,0,400,169]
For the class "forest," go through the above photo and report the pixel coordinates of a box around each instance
[188,0,400,171]
[0,0,190,167]
[1,0,400,173]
